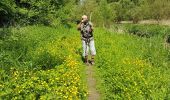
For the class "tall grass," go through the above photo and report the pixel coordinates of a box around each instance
[94,25,170,99]
[0,24,170,99]
[0,25,87,99]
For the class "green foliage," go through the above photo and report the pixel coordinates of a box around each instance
[1,23,170,99]
[147,0,170,21]
[94,27,170,99]
[0,25,87,99]
[1,0,170,26]
[98,0,114,27]
[112,24,170,37]
[0,0,78,26]
[0,58,87,99]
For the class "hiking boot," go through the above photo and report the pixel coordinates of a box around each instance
[84,56,88,63]
[91,59,95,65]
[90,55,95,65]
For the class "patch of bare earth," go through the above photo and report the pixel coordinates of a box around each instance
[121,20,170,26]
[86,65,100,100]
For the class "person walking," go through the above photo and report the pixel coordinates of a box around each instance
[77,15,96,65]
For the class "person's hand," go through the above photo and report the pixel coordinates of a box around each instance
[81,19,84,23]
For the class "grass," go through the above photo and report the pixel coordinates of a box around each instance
[0,25,87,100]
[94,26,170,99]
[0,24,170,99]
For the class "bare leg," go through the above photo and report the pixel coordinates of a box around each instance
[91,55,95,65]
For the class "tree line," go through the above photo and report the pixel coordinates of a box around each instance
[0,0,170,27]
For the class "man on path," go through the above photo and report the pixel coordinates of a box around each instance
[77,15,96,65]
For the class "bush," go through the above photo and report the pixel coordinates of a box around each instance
[112,24,169,37]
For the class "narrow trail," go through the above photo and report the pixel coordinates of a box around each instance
[86,65,100,100]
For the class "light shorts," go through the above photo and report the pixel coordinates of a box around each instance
[82,39,96,57]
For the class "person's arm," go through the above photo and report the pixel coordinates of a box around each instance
[77,23,81,30]
[89,21,94,32]
[77,19,84,31]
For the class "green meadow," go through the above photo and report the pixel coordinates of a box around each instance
[0,24,170,99]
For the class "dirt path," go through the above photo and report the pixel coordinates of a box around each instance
[86,65,100,100]
[86,66,100,100]
[121,20,170,26]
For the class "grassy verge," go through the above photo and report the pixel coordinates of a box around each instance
[1,24,170,99]
[94,26,170,99]
[0,25,87,99]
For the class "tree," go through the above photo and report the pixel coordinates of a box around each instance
[0,0,17,26]
[0,0,73,26]
[74,0,98,23]
[98,0,114,27]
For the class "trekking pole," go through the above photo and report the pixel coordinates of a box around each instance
[90,12,92,22]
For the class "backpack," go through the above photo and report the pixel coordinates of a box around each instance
[81,22,93,38]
